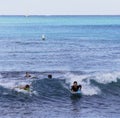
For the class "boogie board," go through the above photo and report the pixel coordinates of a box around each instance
[14,88,32,94]
[70,90,82,95]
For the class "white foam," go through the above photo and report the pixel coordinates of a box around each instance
[93,71,120,84]
[0,78,32,91]
[64,72,101,96]
[0,76,40,96]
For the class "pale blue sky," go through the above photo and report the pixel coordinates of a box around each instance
[0,0,120,15]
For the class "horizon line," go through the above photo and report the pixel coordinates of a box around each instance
[0,14,120,16]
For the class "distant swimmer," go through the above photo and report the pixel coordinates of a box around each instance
[48,74,52,79]
[25,72,31,78]
[71,81,82,92]
[41,34,45,40]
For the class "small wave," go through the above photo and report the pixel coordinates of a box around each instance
[0,71,120,97]
[64,72,101,96]
[64,71,120,96]
[0,75,35,97]
[92,71,120,84]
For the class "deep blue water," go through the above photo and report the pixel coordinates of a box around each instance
[0,16,120,118]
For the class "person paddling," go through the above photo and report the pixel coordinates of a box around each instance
[71,81,82,92]
[14,84,30,91]
[25,72,31,78]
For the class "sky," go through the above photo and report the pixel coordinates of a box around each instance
[0,0,120,15]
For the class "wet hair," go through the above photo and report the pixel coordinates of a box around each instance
[25,84,30,88]
[73,81,77,84]
[48,74,52,79]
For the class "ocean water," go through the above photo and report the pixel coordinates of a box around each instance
[0,15,120,118]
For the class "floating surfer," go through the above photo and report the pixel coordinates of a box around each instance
[24,72,37,79]
[48,74,52,79]
[71,81,82,94]
[41,34,45,40]
[25,72,31,78]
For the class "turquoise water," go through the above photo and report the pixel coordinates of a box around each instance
[0,16,120,71]
[0,16,120,118]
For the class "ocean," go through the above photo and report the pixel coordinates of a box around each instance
[0,15,120,118]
